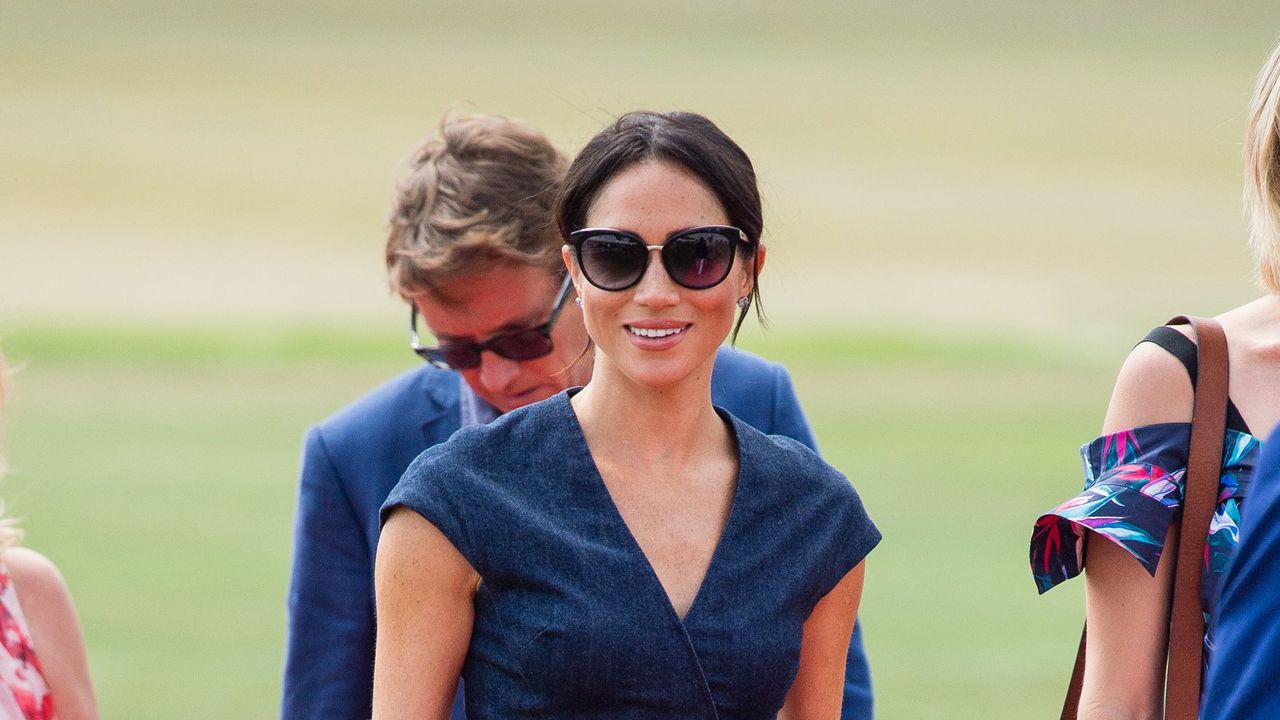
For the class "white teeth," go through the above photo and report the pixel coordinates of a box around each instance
[628,326,684,338]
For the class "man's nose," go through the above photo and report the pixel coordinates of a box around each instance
[476,350,521,393]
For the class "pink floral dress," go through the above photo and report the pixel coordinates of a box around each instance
[0,561,53,719]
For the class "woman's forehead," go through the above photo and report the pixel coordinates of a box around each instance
[585,161,728,235]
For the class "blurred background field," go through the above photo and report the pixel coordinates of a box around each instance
[3,1,1280,717]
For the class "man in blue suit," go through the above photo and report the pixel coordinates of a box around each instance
[281,112,874,719]
[1202,423,1280,718]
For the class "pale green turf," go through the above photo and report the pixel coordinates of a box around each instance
[4,1,1280,717]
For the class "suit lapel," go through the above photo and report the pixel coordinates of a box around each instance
[414,366,463,449]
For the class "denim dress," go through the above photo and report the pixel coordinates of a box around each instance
[382,391,880,719]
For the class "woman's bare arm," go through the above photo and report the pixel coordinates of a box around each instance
[372,508,479,720]
[779,561,865,720]
[1079,340,1194,720]
[6,547,97,720]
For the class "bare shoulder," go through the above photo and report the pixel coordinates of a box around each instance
[3,547,99,720]
[1101,338,1194,434]
[4,546,70,606]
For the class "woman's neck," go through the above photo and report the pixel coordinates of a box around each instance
[571,353,727,470]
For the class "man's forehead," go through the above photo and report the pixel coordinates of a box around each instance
[419,263,554,302]
[415,277,550,340]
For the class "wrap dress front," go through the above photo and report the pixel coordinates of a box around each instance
[383,390,880,719]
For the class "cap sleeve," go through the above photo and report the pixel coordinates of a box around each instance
[752,429,881,606]
[381,443,484,575]
[825,472,881,595]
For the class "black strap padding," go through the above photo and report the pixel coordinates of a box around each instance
[1140,326,1249,434]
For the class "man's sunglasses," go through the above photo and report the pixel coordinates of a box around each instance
[409,274,573,370]
[568,225,752,291]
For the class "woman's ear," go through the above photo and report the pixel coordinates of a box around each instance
[561,245,584,296]
[740,244,766,297]
[561,244,575,273]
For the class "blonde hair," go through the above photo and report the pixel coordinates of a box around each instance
[1245,38,1280,294]
[385,111,568,298]
[0,354,24,549]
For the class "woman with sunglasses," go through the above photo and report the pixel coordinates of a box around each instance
[373,111,880,719]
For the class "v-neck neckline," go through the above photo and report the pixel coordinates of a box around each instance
[557,390,747,626]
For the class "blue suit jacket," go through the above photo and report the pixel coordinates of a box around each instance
[283,346,873,719]
[1203,425,1279,718]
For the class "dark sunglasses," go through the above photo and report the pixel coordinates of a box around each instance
[568,225,752,291]
[409,274,573,370]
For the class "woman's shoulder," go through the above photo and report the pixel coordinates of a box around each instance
[728,411,880,597]
[408,392,570,478]
[1111,317,1273,436]
[4,547,82,650]
[727,411,858,501]
[2,546,97,719]
[384,393,573,524]
[1104,332,1195,432]
[3,546,70,609]
[732,411,827,463]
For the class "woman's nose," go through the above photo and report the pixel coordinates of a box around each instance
[632,248,679,308]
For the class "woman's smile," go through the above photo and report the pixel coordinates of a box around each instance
[626,321,690,337]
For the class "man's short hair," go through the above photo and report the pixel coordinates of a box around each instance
[386,111,568,298]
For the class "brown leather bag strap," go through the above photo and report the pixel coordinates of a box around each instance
[1059,316,1229,720]
[1060,626,1086,719]
[1164,316,1229,720]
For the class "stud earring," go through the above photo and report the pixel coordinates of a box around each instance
[575,297,584,308]
[736,297,750,309]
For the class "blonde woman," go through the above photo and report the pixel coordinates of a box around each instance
[0,355,97,720]
[1031,40,1280,718]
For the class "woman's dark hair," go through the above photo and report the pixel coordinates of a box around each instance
[555,111,765,341]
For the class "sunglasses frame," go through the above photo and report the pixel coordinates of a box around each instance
[568,225,752,291]
[409,274,574,370]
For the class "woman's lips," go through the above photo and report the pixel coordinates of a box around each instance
[625,323,691,349]
[627,326,685,338]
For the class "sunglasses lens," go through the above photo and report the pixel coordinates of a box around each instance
[488,331,554,362]
[663,229,734,289]
[579,232,647,290]
[436,346,482,370]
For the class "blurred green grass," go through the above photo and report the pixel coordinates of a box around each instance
[4,1,1280,717]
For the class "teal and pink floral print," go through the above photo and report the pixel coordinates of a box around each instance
[1030,422,1260,620]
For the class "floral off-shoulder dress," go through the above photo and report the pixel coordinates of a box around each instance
[1030,326,1267,671]
[0,560,54,720]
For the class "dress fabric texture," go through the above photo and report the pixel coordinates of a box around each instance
[382,390,880,719]
[0,560,54,720]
